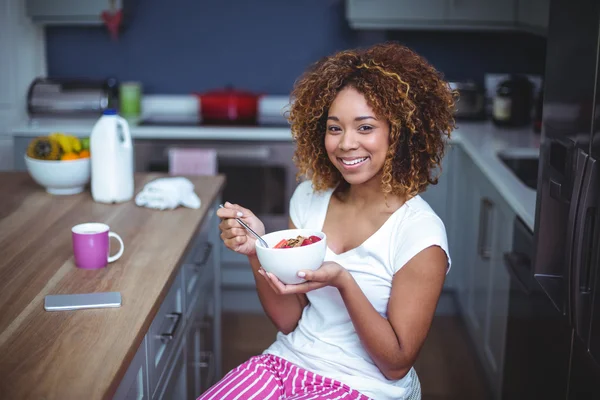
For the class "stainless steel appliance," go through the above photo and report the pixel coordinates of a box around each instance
[27,77,118,117]
[133,138,297,288]
[449,81,485,120]
[134,139,296,233]
[519,0,600,397]
[502,217,572,399]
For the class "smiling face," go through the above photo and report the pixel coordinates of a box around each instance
[325,86,390,187]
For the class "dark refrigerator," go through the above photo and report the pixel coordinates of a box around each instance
[527,0,600,398]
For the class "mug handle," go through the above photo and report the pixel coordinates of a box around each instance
[108,232,125,263]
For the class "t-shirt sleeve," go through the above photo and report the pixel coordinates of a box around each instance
[393,213,451,274]
[289,180,314,229]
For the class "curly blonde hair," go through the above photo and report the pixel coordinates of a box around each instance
[287,42,457,197]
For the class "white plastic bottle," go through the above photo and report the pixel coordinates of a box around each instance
[90,109,135,203]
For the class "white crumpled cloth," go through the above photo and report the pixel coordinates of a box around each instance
[135,177,201,210]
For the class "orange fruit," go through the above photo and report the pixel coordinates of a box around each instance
[78,149,90,159]
[61,152,79,161]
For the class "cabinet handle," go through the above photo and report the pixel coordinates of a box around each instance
[158,312,182,344]
[194,243,213,270]
[195,351,214,369]
[477,198,493,260]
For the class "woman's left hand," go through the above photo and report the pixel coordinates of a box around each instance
[258,261,351,294]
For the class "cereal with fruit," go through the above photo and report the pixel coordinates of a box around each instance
[273,235,322,249]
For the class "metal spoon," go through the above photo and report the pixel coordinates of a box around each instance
[219,204,269,248]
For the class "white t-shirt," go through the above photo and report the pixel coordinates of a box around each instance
[264,180,451,400]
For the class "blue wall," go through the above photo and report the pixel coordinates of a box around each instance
[46,0,547,95]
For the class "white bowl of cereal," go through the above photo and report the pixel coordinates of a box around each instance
[255,229,327,285]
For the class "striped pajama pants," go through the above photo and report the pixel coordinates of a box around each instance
[197,354,371,400]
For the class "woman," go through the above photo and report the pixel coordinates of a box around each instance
[204,42,456,400]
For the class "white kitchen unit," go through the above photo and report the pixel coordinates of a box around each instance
[0,0,46,171]
[421,123,538,400]
[451,145,512,399]
[114,200,221,400]
[346,0,550,35]
[26,0,127,25]
[0,138,14,171]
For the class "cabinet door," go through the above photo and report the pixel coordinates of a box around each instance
[155,341,187,400]
[517,0,550,33]
[467,179,494,338]
[347,0,447,28]
[187,304,216,398]
[446,0,515,23]
[420,147,451,226]
[448,146,478,314]
[0,138,14,171]
[0,0,45,137]
[113,337,149,400]
[484,200,512,398]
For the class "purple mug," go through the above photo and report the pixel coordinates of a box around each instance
[71,223,124,269]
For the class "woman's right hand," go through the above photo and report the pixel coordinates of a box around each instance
[216,202,265,256]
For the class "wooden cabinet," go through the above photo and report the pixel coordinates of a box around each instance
[346,0,549,35]
[446,146,513,399]
[113,200,221,400]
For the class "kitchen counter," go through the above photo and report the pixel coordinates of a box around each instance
[0,172,225,399]
[10,118,294,141]
[10,116,540,229]
[450,121,540,230]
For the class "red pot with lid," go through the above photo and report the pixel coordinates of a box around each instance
[194,86,263,124]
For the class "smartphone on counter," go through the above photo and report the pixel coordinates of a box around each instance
[44,292,122,311]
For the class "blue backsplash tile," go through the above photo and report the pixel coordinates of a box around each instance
[45,0,546,95]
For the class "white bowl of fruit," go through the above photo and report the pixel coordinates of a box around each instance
[25,133,92,195]
[255,229,327,285]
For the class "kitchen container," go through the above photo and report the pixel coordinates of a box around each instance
[90,109,134,203]
[449,81,486,120]
[194,87,262,124]
[27,77,118,118]
[119,81,142,118]
[255,229,327,285]
[492,75,535,127]
[24,155,90,195]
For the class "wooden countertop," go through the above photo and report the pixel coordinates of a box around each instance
[0,172,225,400]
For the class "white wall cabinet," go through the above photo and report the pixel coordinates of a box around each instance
[347,0,550,36]
[0,0,46,171]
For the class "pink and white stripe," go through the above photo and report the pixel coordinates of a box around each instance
[197,354,371,400]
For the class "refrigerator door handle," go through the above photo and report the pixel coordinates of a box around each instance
[504,251,531,295]
[571,156,598,343]
[565,148,589,317]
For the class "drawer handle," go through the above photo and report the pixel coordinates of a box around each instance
[194,242,213,269]
[477,198,494,260]
[194,351,214,369]
[158,312,182,344]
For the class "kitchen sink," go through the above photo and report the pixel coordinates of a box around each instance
[497,149,539,191]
